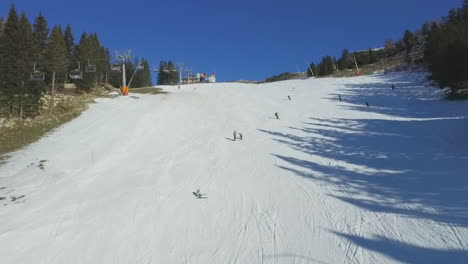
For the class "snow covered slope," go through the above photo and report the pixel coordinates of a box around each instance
[1,72,467,263]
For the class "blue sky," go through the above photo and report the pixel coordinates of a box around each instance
[0,0,463,82]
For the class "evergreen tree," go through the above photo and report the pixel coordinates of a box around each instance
[47,25,69,83]
[63,24,75,81]
[167,60,178,84]
[368,48,376,64]
[0,18,4,37]
[63,24,74,57]
[0,4,20,116]
[403,30,417,52]
[425,4,468,94]
[421,22,431,36]
[157,60,165,85]
[337,49,353,69]
[32,12,49,67]
[132,58,151,87]
[384,39,396,56]
[307,63,317,77]
[74,32,107,90]
[141,58,152,86]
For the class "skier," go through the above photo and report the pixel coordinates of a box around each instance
[239,133,243,140]
[365,101,370,107]
[233,130,237,141]
[391,83,395,90]
[339,95,341,102]
[193,189,206,199]
[288,95,291,100]
[275,112,279,119]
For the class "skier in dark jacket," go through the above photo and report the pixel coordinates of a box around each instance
[275,112,279,119]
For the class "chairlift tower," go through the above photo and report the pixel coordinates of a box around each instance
[305,60,315,78]
[352,53,360,76]
[176,62,185,85]
[116,50,132,95]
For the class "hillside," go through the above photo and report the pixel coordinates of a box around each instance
[0,72,467,263]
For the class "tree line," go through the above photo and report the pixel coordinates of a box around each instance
[425,0,468,95]
[156,60,179,85]
[0,4,153,119]
[305,0,468,96]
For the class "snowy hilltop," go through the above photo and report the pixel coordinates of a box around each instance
[0,71,467,263]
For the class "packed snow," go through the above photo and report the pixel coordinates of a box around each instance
[1,72,467,263]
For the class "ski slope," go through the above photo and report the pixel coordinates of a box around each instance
[1,72,468,263]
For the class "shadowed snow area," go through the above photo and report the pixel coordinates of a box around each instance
[0,72,467,263]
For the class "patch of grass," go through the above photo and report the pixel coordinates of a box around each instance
[130,87,168,95]
[0,111,82,157]
[0,86,115,160]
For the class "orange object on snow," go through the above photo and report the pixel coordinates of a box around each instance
[121,86,129,96]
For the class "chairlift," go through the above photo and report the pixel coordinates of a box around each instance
[30,63,45,81]
[69,69,83,79]
[69,62,83,80]
[111,64,121,71]
[85,59,96,73]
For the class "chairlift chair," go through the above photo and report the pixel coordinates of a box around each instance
[85,64,96,73]
[85,59,96,73]
[69,61,83,80]
[30,63,45,81]
[111,64,121,71]
[69,69,83,80]
[31,71,45,81]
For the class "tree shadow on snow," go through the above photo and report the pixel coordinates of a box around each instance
[326,72,466,118]
[332,232,468,264]
[257,73,468,260]
[260,116,468,226]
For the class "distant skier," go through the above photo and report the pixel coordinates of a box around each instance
[365,101,370,107]
[233,130,237,141]
[239,133,243,140]
[193,189,206,199]
[275,112,279,119]
[391,83,395,90]
[339,95,342,102]
[178,85,180,89]
[288,95,291,100]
